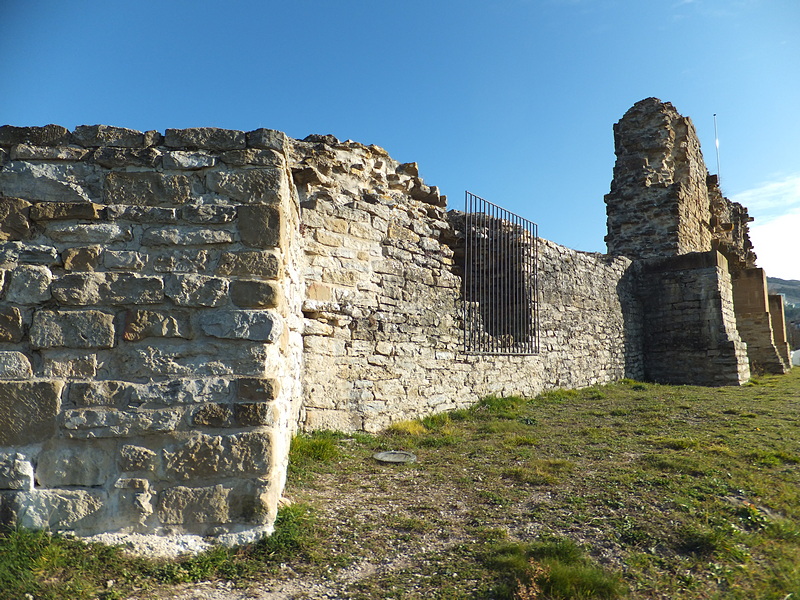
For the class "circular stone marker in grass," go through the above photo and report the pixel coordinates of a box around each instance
[373,450,417,464]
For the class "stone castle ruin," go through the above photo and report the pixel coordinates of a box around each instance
[0,98,791,544]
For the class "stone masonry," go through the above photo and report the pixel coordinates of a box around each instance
[0,98,790,544]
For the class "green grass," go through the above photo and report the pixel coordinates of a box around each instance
[3,369,800,598]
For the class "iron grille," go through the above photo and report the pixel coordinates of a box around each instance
[463,191,539,355]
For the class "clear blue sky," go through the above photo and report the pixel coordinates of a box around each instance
[2,0,798,279]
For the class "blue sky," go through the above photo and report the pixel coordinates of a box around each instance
[2,0,798,279]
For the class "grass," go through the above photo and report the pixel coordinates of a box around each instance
[2,369,800,598]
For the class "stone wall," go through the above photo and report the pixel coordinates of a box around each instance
[0,125,303,543]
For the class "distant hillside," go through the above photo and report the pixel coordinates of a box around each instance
[768,277,800,307]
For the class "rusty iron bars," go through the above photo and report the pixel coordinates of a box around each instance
[463,191,539,355]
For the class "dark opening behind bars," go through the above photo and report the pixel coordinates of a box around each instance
[463,192,540,355]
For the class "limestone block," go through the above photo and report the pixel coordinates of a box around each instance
[105,205,179,223]
[230,280,281,308]
[165,127,246,151]
[220,148,284,167]
[157,482,270,526]
[234,403,276,427]
[303,408,362,431]
[0,197,32,240]
[141,226,233,246]
[69,380,136,407]
[29,201,102,221]
[36,442,113,487]
[12,489,105,532]
[62,407,184,438]
[207,169,284,204]
[119,444,157,472]
[165,274,228,307]
[199,310,281,342]
[236,378,280,402]
[30,310,115,349]
[91,147,162,169]
[47,222,132,244]
[163,151,217,170]
[153,252,209,278]
[41,352,97,378]
[216,250,281,278]
[0,381,63,445]
[182,204,238,225]
[191,403,234,428]
[0,307,23,342]
[0,161,94,203]
[162,432,271,481]
[246,128,287,151]
[131,378,233,405]
[0,124,71,147]
[107,340,269,378]
[104,172,192,206]
[0,352,33,379]
[238,204,282,248]
[62,245,102,271]
[6,264,52,303]
[72,124,144,148]
[0,241,59,267]
[51,273,163,305]
[123,309,193,341]
[0,452,34,490]
[104,250,146,271]
[10,144,87,162]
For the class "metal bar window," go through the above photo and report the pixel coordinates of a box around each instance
[463,191,539,355]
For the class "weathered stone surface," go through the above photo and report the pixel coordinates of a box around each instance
[91,147,162,169]
[0,306,24,342]
[123,309,193,341]
[191,404,234,428]
[0,124,71,147]
[46,222,132,244]
[41,352,97,378]
[0,197,32,240]
[236,378,280,402]
[30,201,102,221]
[163,151,217,170]
[51,272,164,305]
[238,205,282,248]
[68,380,136,407]
[30,310,115,349]
[216,250,281,278]
[158,482,269,525]
[163,432,270,480]
[0,352,33,379]
[234,403,276,427]
[220,148,284,167]
[119,444,157,472]
[36,442,113,487]
[10,144,89,161]
[131,378,233,405]
[246,128,287,151]
[0,452,34,490]
[165,274,228,307]
[105,205,178,223]
[141,226,233,246]
[0,381,63,445]
[104,250,146,271]
[0,161,95,203]
[72,125,144,148]
[62,245,102,271]
[62,407,184,437]
[0,241,60,266]
[165,128,246,151]
[207,169,283,204]
[199,310,281,341]
[182,204,237,224]
[6,264,52,303]
[105,172,192,206]
[11,489,105,531]
[230,280,281,308]
[152,249,210,273]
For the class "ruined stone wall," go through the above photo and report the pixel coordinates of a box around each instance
[636,251,750,386]
[0,125,304,543]
[291,137,643,432]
